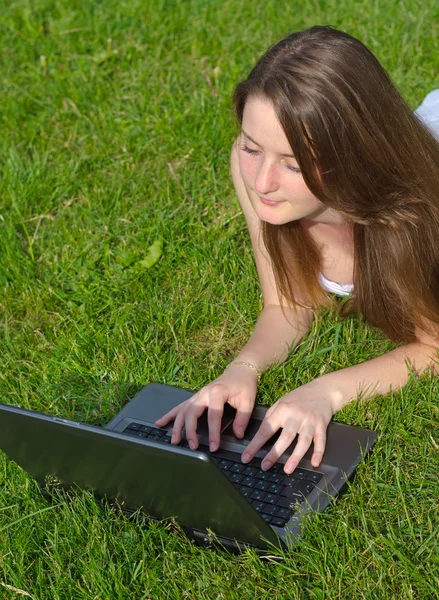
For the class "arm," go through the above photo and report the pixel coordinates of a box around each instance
[316,340,439,412]
[156,140,313,448]
[229,137,313,373]
[231,303,310,373]
[243,336,438,474]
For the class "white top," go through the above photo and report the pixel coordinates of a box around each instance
[415,89,439,139]
[319,272,354,297]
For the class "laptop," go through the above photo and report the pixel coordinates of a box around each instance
[0,382,377,552]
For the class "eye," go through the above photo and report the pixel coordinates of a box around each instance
[239,143,259,155]
[280,158,301,174]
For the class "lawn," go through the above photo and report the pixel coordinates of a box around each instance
[0,0,438,598]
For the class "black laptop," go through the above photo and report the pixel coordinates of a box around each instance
[0,383,377,551]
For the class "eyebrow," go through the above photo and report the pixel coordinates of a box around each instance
[242,129,296,159]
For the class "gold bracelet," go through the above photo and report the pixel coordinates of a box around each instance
[225,360,262,380]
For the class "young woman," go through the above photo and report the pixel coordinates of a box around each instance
[156,26,439,475]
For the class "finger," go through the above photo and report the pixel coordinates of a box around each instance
[155,406,179,427]
[185,401,207,450]
[155,399,190,427]
[260,418,300,469]
[171,407,187,445]
[283,428,314,474]
[311,425,327,467]
[232,396,254,439]
[241,416,279,464]
[207,397,226,452]
[260,428,298,470]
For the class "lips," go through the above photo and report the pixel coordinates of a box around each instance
[259,196,284,206]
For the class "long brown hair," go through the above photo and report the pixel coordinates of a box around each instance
[233,26,439,343]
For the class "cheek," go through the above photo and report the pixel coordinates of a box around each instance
[238,153,257,185]
[284,178,320,203]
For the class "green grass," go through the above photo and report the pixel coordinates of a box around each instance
[1,0,438,597]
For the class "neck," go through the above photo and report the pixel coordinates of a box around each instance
[300,218,354,247]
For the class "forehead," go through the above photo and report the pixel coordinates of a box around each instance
[242,96,293,155]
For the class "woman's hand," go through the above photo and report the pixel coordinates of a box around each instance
[154,365,258,452]
[241,382,337,474]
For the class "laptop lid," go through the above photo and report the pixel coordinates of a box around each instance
[0,402,279,550]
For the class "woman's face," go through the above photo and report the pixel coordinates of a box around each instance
[238,96,345,226]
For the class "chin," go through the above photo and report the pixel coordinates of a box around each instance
[254,206,301,226]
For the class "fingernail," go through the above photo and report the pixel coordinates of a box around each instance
[242,452,251,463]
[237,426,244,438]
[209,442,217,452]
[171,434,176,443]
[262,460,272,471]
[188,440,195,450]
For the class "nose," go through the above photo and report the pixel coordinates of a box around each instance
[254,159,280,195]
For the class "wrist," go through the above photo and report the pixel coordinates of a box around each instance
[225,360,261,381]
[304,376,343,414]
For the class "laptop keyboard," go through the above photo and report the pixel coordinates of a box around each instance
[122,422,322,528]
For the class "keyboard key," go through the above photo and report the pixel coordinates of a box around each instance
[295,481,315,495]
[241,476,257,488]
[272,517,288,527]
[263,493,280,506]
[254,480,270,492]
[279,492,304,509]
[255,469,271,481]
[293,469,308,479]
[238,486,253,498]
[261,513,273,524]
[250,489,266,502]
[281,487,306,501]
[123,428,142,437]
[242,466,258,477]
[229,473,244,485]
[268,473,284,484]
[277,496,296,509]
[270,464,283,474]
[218,459,233,471]
[263,504,278,516]
[139,425,153,434]
[266,482,285,495]
[306,472,323,484]
[282,476,301,488]
[274,507,291,520]
[126,423,141,431]
[230,462,245,474]
[252,501,267,513]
